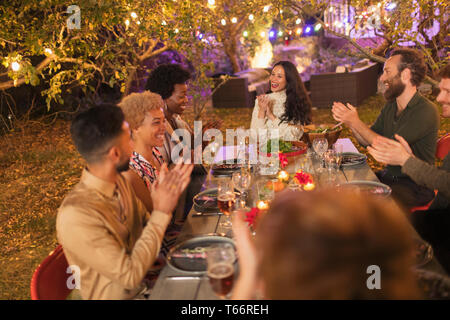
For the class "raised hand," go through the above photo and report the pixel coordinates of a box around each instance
[257,94,270,119]
[150,162,193,215]
[367,134,412,166]
[332,102,360,126]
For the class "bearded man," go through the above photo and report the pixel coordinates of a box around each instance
[332,48,440,208]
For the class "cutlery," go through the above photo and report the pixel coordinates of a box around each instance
[192,212,223,217]
[165,276,203,280]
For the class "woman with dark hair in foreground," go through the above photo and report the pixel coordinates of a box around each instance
[232,189,421,299]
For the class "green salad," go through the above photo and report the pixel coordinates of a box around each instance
[261,139,292,153]
[308,126,340,133]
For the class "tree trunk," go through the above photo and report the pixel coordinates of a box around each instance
[224,38,241,73]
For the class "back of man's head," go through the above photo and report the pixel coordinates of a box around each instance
[70,104,124,163]
[145,64,191,99]
[390,48,427,87]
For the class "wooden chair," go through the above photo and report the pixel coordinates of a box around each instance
[410,133,450,213]
[30,245,72,300]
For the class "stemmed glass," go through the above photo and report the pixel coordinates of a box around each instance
[312,138,328,169]
[217,178,236,228]
[333,143,343,169]
[323,149,338,185]
[206,244,235,299]
[203,142,219,187]
[232,168,252,208]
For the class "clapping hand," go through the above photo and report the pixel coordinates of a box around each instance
[332,102,359,126]
[367,134,413,166]
[150,162,193,215]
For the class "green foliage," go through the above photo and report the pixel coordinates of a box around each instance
[0,0,223,111]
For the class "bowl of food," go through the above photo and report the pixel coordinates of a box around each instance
[301,123,343,147]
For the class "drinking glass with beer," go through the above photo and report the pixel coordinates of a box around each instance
[206,244,235,299]
[218,177,236,228]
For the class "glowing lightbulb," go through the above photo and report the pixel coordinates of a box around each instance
[11,62,20,72]
[221,19,226,26]
[44,48,53,55]
[315,24,322,31]
[130,12,137,19]
[249,14,254,21]
[208,0,215,5]
[243,30,248,37]
[260,31,266,37]
[295,18,301,25]
[125,19,130,26]
[231,17,237,23]
[278,31,283,36]
[162,20,167,26]
[263,5,270,12]
[296,28,302,35]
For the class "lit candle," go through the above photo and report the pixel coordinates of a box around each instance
[257,200,269,211]
[277,170,289,182]
[303,182,315,191]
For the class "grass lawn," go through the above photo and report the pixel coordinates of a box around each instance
[0,93,448,299]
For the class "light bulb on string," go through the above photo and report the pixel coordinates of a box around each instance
[11,61,21,72]
[130,12,137,19]
[221,19,226,26]
[249,14,254,21]
[231,17,237,23]
[295,18,301,25]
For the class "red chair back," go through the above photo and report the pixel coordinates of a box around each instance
[436,133,450,161]
[30,245,71,300]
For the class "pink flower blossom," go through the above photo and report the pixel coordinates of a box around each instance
[279,153,288,169]
[295,170,313,185]
[245,207,261,228]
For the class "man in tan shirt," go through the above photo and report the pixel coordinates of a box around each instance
[57,104,192,299]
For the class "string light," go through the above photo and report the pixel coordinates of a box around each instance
[249,14,254,21]
[11,62,20,72]
[221,19,226,26]
[231,17,237,23]
[243,30,248,37]
[296,28,302,35]
[295,18,301,24]
[315,24,322,31]
[175,28,179,33]
[208,0,215,5]
[44,48,53,55]
[278,31,283,36]
[260,31,266,37]
[137,21,141,25]
[263,5,270,12]
[125,19,130,27]
[162,20,167,26]
[130,12,137,19]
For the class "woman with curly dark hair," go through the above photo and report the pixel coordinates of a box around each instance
[250,61,312,141]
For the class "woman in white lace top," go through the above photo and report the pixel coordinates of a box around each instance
[250,61,312,142]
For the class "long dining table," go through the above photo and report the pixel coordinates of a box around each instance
[149,138,446,300]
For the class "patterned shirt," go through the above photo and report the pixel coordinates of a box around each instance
[129,149,163,189]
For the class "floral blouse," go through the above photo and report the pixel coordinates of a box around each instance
[129,149,163,190]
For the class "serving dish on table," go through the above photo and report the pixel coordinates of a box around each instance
[166,235,236,274]
[302,123,343,147]
[341,152,367,167]
[338,180,392,198]
[259,140,307,158]
[193,188,240,213]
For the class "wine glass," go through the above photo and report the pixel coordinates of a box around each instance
[217,178,236,228]
[323,149,338,185]
[232,168,252,207]
[312,138,328,168]
[203,142,219,187]
[333,143,343,169]
[206,244,235,299]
